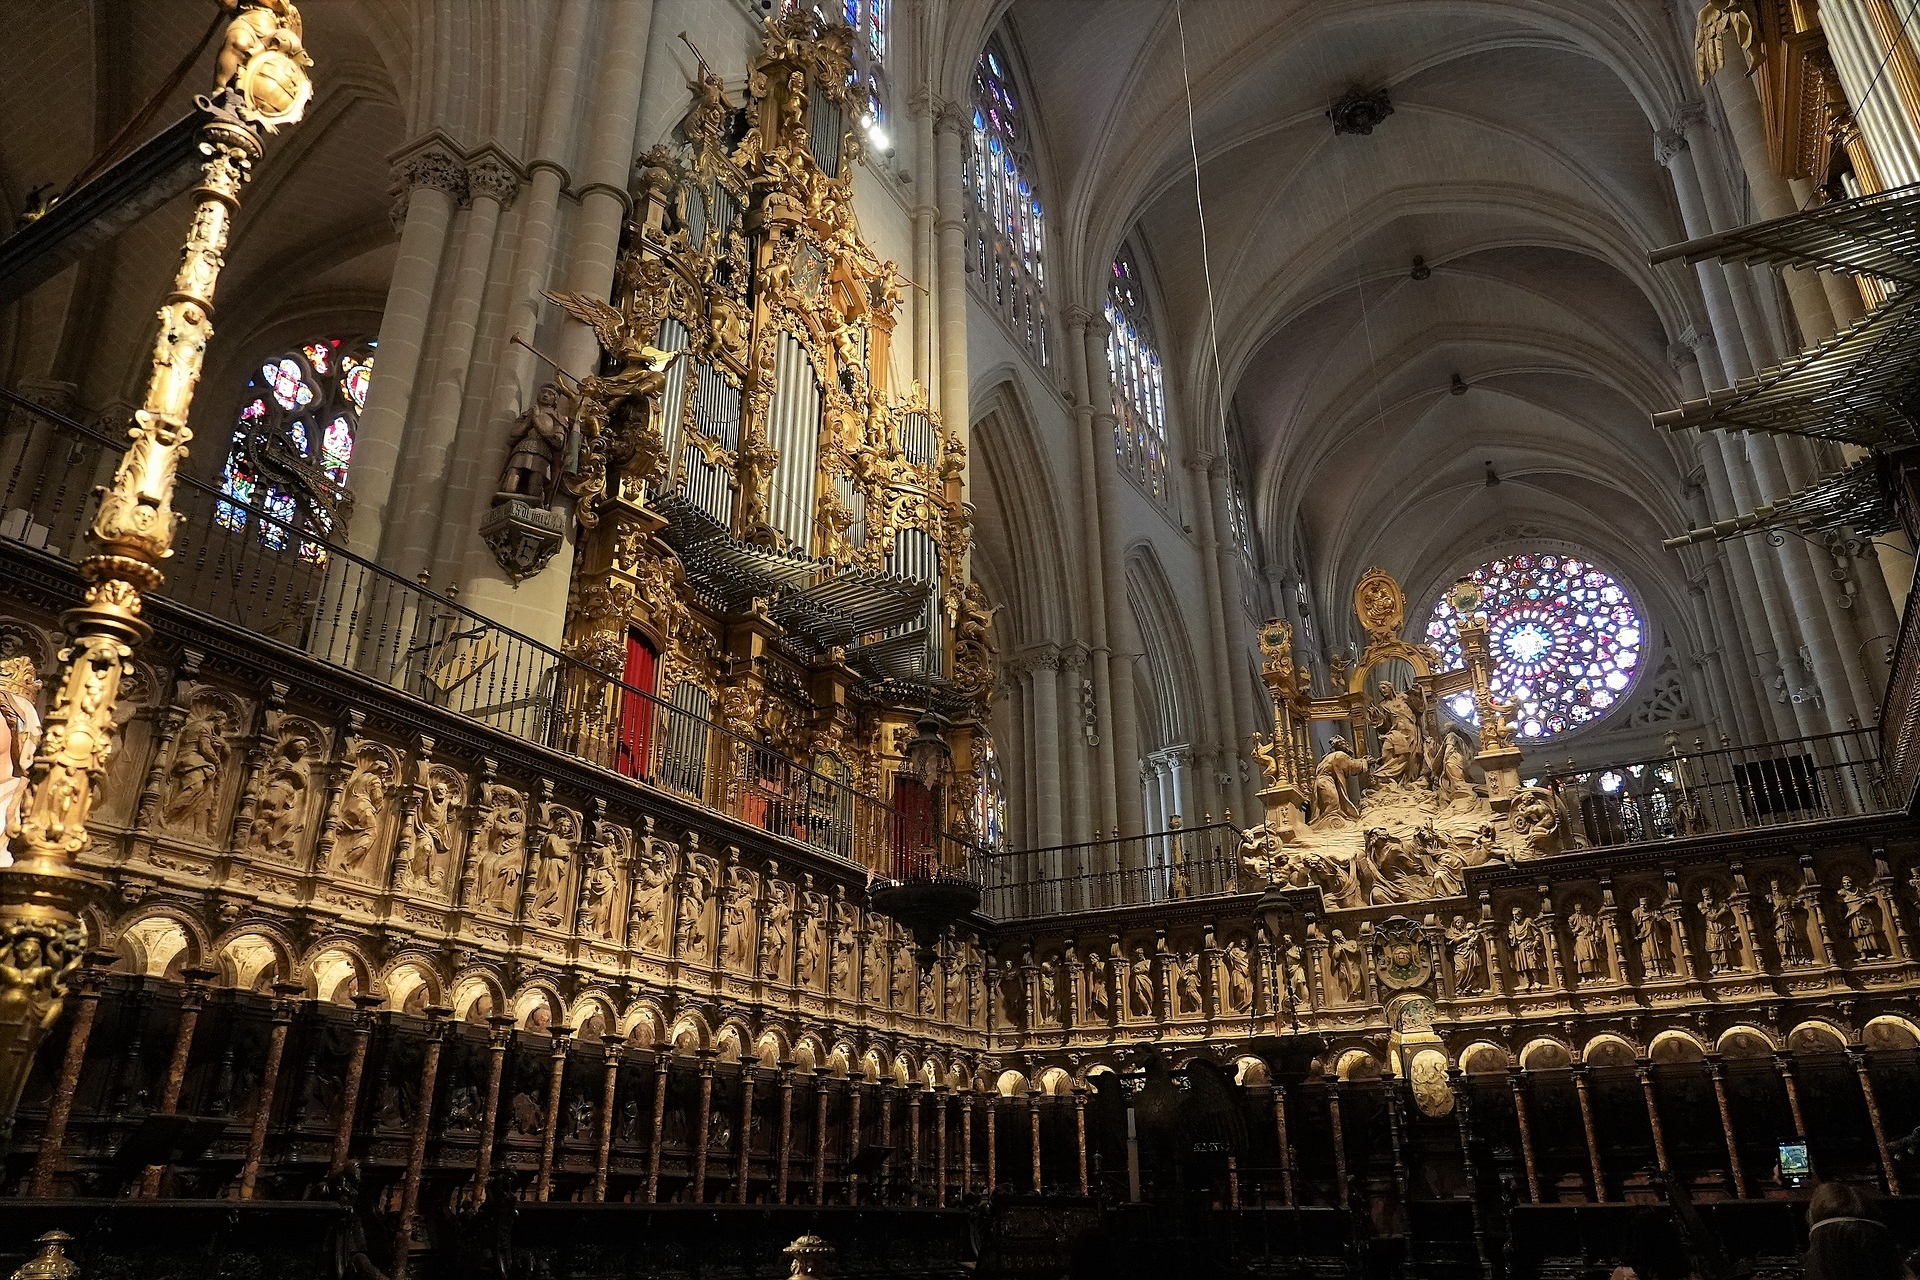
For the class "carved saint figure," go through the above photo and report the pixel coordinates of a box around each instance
[1433,727,1477,803]
[1699,887,1739,973]
[797,919,823,989]
[760,876,793,980]
[1838,875,1887,960]
[163,705,231,837]
[1770,878,1811,966]
[830,930,852,995]
[497,383,572,506]
[1369,683,1426,785]
[1506,906,1545,992]
[579,824,622,940]
[1508,787,1567,857]
[631,844,672,951]
[249,732,312,860]
[677,858,715,960]
[1310,737,1370,828]
[1446,915,1485,995]
[1174,952,1203,1016]
[722,870,756,971]
[1329,930,1363,1003]
[530,809,578,927]
[474,785,526,910]
[1633,894,1676,978]
[1566,902,1605,980]
[1222,939,1252,1014]
[332,758,390,878]
[1037,957,1060,1024]
[409,776,458,888]
[1282,937,1310,1009]
[1128,946,1154,1018]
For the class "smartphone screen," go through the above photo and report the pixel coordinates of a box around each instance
[1779,1142,1810,1177]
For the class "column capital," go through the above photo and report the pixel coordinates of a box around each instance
[466,146,524,207]
[1061,304,1096,331]
[390,132,470,204]
[933,98,971,137]
[1653,127,1690,168]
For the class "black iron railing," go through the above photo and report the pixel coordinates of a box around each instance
[976,821,1243,919]
[0,387,974,874]
[1536,726,1888,847]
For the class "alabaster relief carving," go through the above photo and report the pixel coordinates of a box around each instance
[1446,915,1486,995]
[161,692,239,839]
[1633,891,1679,978]
[630,832,675,952]
[528,804,580,928]
[1567,899,1608,980]
[471,783,527,912]
[1506,905,1547,992]
[1770,877,1813,966]
[246,719,321,863]
[1697,885,1742,973]
[578,820,627,941]
[760,867,793,980]
[331,744,397,881]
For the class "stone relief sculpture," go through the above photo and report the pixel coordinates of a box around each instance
[1127,946,1154,1018]
[1567,901,1606,980]
[331,748,395,880]
[0,653,43,839]
[248,727,314,861]
[578,821,625,940]
[526,809,576,932]
[1770,877,1812,966]
[473,784,527,911]
[162,697,233,838]
[722,864,757,972]
[1698,886,1740,973]
[1309,738,1369,830]
[1838,875,1887,960]
[1329,930,1363,1003]
[631,835,674,951]
[1506,906,1546,992]
[1281,936,1310,1009]
[1221,937,1252,1014]
[404,768,463,891]
[497,383,573,507]
[1446,915,1485,995]
[677,850,718,962]
[1633,893,1677,978]
[760,870,793,980]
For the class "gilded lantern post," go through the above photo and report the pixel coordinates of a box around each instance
[1446,578,1523,809]
[1250,620,1308,843]
[0,0,313,1130]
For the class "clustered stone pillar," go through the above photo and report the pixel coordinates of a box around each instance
[29,954,112,1197]
[471,1015,514,1197]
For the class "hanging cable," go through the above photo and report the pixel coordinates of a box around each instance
[1172,0,1232,456]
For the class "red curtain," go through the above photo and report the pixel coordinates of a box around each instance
[616,630,658,778]
[890,775,939,880]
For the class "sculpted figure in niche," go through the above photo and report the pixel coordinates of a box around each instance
[1446,915,1485,995]
[891,942,914,1009]
[497,383,573,507]
[1566,901,1605,980]
[1086,954,1112,1020]
[1633,894,1676,978]
[1282,936,1310,1009]
[474,785,526,910]
[722,871,756,971]
[677,858,715,960]
[530,809,578,927]
[1329,930,1363,1003]
[1222,939,1252,1013]
[630,843,672,950]
[1838,875,1887,960]
[760,875,793,980]
[1506,906,1546,992]
[332,757,391,879]
[1037,956,1060,1024]
[1128,946,1154,1018]
[830,928,853,995]
[1699,887,1739,973]
[409,776,459,888]
[1174,952,1203,1016]
[1368,683,1426,785]
[249,732,312,860]
[163,703,232,837]
[797,918,823,989]
[997,965,1023,1028]
[1433,727,1477,804]
[579,824,622,940]
[1770,878,1811,966]
[1309,736,1369,829]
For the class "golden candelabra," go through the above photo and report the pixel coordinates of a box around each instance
[0,0,313,1129]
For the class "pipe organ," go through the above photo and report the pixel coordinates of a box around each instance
[560,13,993,867]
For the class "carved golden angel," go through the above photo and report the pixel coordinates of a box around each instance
[541,289,683,521]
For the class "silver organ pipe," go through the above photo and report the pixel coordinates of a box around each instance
[654,318,691,497]
[887,527,945,679]
[768,331,822,552]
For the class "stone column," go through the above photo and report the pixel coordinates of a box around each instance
[813,1077,830,1204]
[1074,1088,1089,1195]
[345,140,465,559]
[535,1030,571,1200]
[646,1057,668,1203]
[1273,1085,1295,1206]
[961,1094,974,1196]
[1328,1080,1349,1207]
[139,968,214,1196]
[1028,1085,1043,1193]
[396,151,518,581]
[735,1068,757,1203]
[238,984,304,1200]
[1508,1069,1541,1203]
[1850,1048,1903,1193]
[1028,647,1064,848]
[591,1038,622,1202]
[1063,306,1121,835]
[1572,1064,1606,1202]
[390,1007,450,1280]
[1083,315,1147,837]
[1192,455,1255,816]
[471,1015,514,1197]
[471,0,656,642]
[1061,646,1093,846]
[28,956,110,1197]
[691,1051,715,1203]
[933,102,971,489]
[1637,1062,1672,1175]
[776,1067,796,1204]
[1705,1056,1748,1199]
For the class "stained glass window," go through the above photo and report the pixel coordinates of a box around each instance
[787,0,888,126]
[217,337,374,564]
[1425,554,1644,739]
[972,734,1007,852]
[1106,245,1169,502]
[965,37,1050,367]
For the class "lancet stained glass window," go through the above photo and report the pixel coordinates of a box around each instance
[972,733,1007,852]
[1106,246,1169,502]
[965,38,1049,367]
[1425,553,1643,739]
[217,338,373,564]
